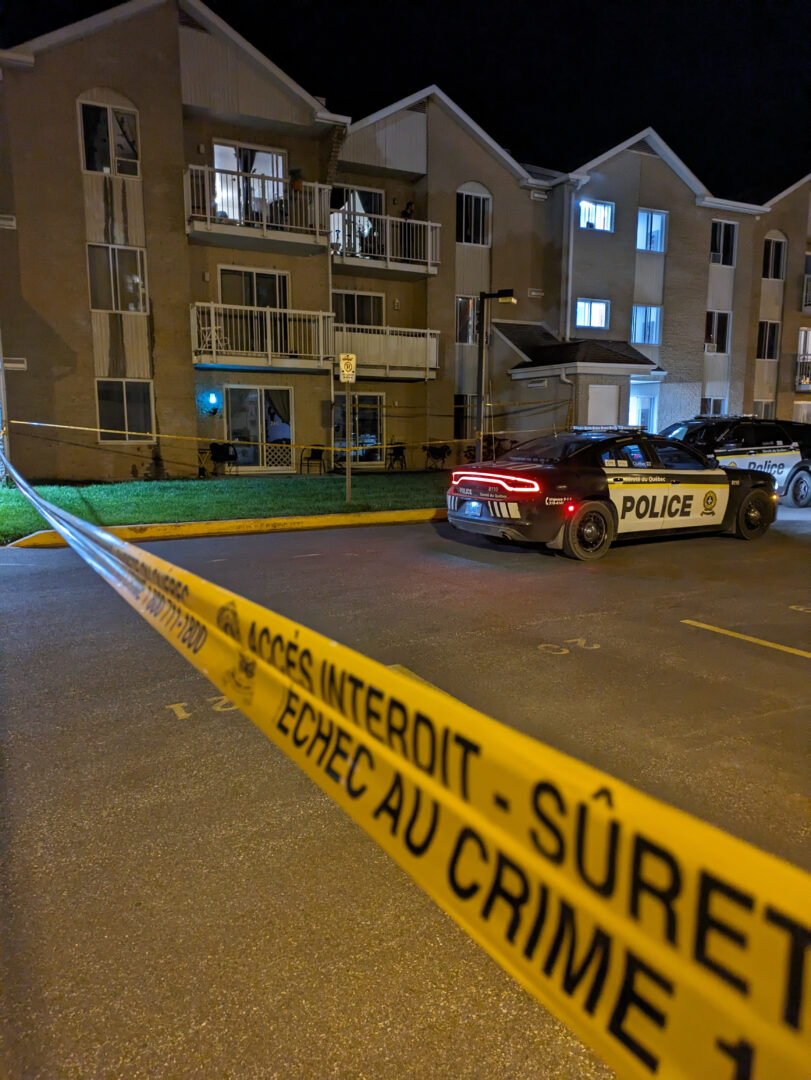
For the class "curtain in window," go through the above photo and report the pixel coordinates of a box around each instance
[266,388,291,425]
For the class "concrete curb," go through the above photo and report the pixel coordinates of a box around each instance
[9,507,449,548]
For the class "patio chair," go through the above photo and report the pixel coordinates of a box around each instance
[300,445,326,473]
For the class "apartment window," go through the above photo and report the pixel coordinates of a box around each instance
[631,305,662,345]
[88,244,147,312]
[756,320,780,359]
[762,237,786,280]
[752,400,776,419]
[700,397,727,416]
[456,190,491,246]
[579,199,614,232]
[705,311,730,353]
[636,210,667,252]
[455,296,478,343]
[710,220,736,266]
[332,291,384,326]
[81,102,139,177]
[575,299,609,328]
[96,379,153,441]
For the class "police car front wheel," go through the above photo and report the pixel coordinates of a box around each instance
[561,501,613,561]
[733,490,772,540]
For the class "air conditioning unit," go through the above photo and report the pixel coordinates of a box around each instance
[710,252,722,264]
[704,343,717,353]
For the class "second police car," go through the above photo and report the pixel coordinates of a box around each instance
[446,427,778,561]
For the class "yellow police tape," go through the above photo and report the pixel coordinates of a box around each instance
[4,449,810,1080]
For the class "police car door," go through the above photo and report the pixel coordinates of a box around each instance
[602,439,668,535]
[712,421,800,496]
[646,437,730,528]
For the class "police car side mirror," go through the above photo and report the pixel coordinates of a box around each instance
[706,455,718,468]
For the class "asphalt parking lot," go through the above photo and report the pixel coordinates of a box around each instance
[1,506,809,1078]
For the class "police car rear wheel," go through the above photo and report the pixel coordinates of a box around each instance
[788,470,811,508]
[734,490,771,540]
[562,502,613,561]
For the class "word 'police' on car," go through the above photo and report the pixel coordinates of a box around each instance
[446,427,778,561]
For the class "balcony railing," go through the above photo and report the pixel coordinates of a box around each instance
[191,303,334,366]
[334,324,439,377]
[185,166,331,238]
[803,274,811,315]
[796,353,811,391]
[331,210,440,272]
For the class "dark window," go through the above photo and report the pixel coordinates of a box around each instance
[97,379,153,441]
[738,422,786,447]
[710,220,736,266]
[618,442,652,467]
[756,321,779,359]
[455,296,477,343]
[81,103,139,177]
[651,440,708,470]
[456,192,491,245]
[705,311,730,352]
[762,238,786,279]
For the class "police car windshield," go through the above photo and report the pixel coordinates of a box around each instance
[504,434,594,463]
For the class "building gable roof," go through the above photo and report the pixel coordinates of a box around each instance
[345,86,545,187]
[493,322,658,372]
[0,0,349,126]
[766,173,811,207]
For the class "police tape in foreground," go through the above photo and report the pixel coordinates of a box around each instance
[5,450,810,1080]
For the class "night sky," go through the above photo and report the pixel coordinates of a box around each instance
[2,0,809,204]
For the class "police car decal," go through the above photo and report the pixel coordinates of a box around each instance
[714,446,800,494]
[605,469,730,533]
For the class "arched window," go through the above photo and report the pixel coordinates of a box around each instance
[762,229,787,280]
[78,90,140,178]
[456,181,491,246]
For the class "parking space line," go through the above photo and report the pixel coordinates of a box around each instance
[681,619,811,659]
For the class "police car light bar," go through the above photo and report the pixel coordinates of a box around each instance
[570,425,647,433]
[450,470,541,493]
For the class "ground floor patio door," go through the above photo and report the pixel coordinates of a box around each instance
[224,385,294,471]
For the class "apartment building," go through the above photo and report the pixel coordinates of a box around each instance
[0,0,808,481]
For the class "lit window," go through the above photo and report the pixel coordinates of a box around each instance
[705,311,730,353]
[456,192,491,245]
[636,210,667,252]
[579,199,614,232]
[455,296,478,343]
[756,320,780,359]
[631,305,662,345]
[81,103,139,177]
[710,220,736,266]
[88,244,147,312]
[575,299,609,328]
[762,238,786,280]
[96,379,154,441]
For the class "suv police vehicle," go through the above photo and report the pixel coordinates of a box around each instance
[659,416,811,507]
[446,427,777,561]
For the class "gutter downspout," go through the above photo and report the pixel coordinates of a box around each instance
[560,177,589,342]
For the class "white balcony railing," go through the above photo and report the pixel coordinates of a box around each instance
[334,324,439,376]
[803,274,811,314]
[331,210,440,270]
[796,353,811,391]
[185,166,331,237]
[191,303,334,365]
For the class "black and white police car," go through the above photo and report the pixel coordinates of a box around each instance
[659,415,811,507]
[446,427,778,561]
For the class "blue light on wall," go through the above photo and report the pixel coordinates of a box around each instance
[197,387,222,416]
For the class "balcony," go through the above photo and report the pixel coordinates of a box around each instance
[796,354,811,392]
[331,210,440,278]
[803,275,811,315]
[184,166,331,254]
[334,324,439,379]
[191,303,334,370]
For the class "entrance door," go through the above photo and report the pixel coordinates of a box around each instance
[629,383,658,430]
[219,269,289,356]
[225,385,293,470]
[213,142,286,225]
[334,393,384,464]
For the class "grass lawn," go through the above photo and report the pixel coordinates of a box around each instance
[0,472,451,544]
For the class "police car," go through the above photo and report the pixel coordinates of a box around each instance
[446,427,778,561]
[659,416,811,507]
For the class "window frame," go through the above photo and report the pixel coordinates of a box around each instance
[331,290,386,327]
[579,199,615,233]
[700,396,727,416]
[87,243,148,314]
[636,209,667,253]
[705,310,731,353]
[95,378,155,443]
[762,237,786,280]
[630,304,662,345]
[756,320,780,360]
[709,219,737,267]
[455,191,492,247]
[575,298,610,329]
[217,264,291,308]
[78,100,141,178]
[455,295,479,344]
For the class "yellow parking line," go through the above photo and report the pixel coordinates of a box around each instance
[681,619,811,659]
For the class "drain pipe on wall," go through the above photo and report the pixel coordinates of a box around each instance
[561,176,589,342]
